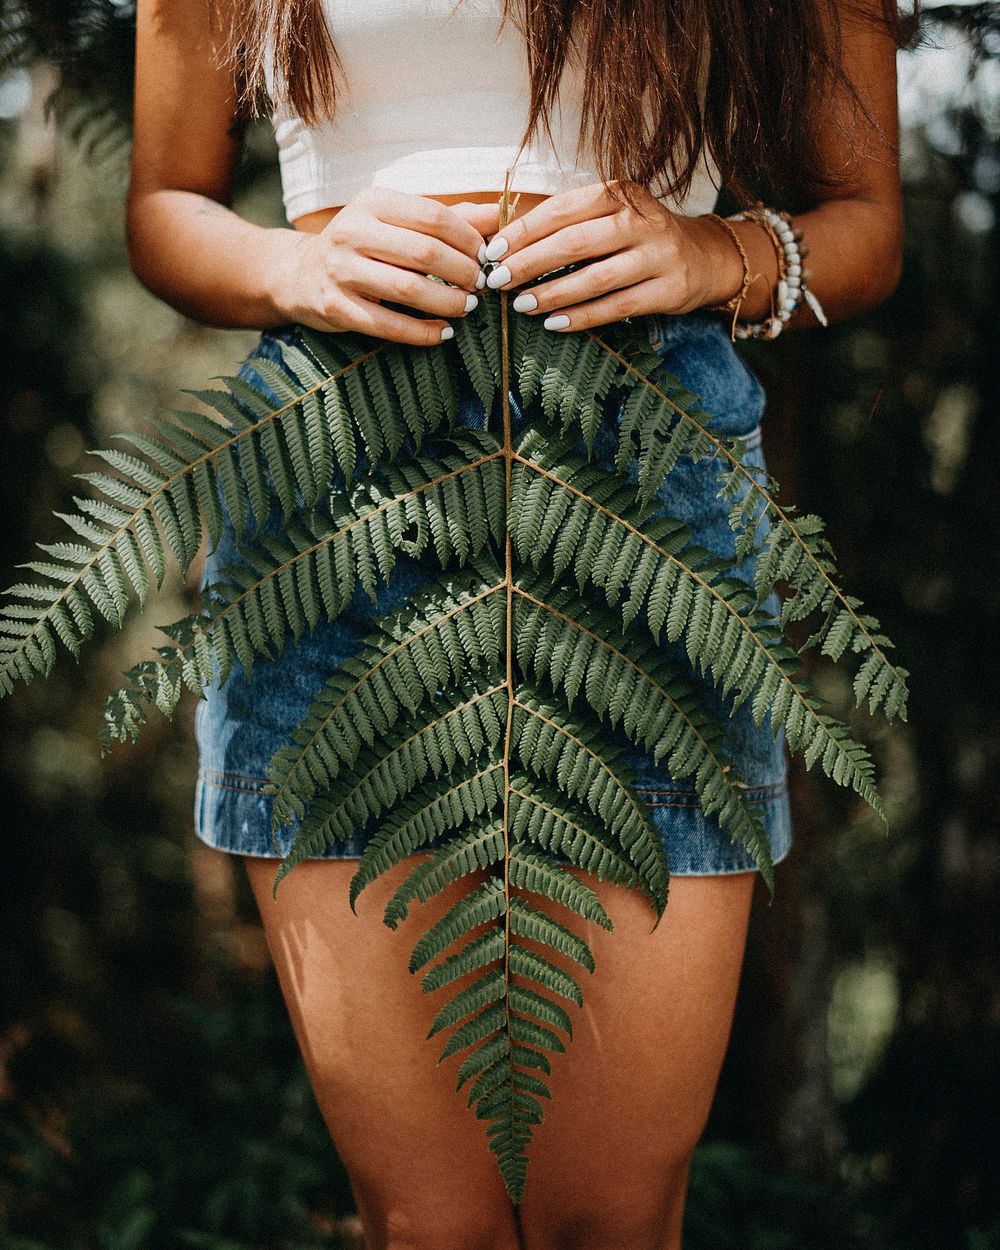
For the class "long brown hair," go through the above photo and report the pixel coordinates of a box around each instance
[226,0,915,205]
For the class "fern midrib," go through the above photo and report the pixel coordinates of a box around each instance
[0,344,389,681]
[269,580,506,817]
[589,332,904,685]
[499,282,517,1153]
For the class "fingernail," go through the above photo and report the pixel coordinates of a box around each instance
[440,326,455,341]
[475,270,487,290]
[464,293,479,313]
[512,292,537,313]
[486,264,511,290]
[543,313,571,331]
[477,241,487,264]
[484,236,509,262]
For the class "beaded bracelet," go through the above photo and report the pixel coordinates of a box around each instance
[727,204,829,340]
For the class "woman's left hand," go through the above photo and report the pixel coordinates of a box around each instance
[482,181,743,331]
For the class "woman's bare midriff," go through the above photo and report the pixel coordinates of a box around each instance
[292,190,551,233]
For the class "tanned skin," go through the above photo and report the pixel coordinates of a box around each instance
[129,2,902,1245]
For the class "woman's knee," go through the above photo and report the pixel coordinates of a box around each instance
[371,1206,521,1250]
[524,1208,678,1250]
[521,1159,691,1250]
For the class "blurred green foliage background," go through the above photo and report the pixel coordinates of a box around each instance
[0,3,998,1248]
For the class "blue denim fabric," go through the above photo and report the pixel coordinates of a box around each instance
[194,311,792,874]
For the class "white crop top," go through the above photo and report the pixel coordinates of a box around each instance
[266,0,721,224]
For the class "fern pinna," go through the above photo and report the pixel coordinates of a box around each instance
[0,273,907,1200]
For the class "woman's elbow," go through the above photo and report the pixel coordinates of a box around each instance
[861,200,905,313]
[124,184,209,323]
[124,185,159,295]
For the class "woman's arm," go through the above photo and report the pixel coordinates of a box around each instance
[127,0,294,328]
[724,0,904,326]
[128,0,487,344]
[481,0,903,332]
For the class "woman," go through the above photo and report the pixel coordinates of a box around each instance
[127,1,905,1246]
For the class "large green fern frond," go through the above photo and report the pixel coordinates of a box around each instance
[0,274,907,1202]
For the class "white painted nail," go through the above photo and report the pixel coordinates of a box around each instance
[543,313,571,331]
[484,236,509,262]
[478,241,488,264]
[512,292,538,313]
[464,293,479,313]
[440,326,455,341]
[475,269,487,290]
[486,264,511,290]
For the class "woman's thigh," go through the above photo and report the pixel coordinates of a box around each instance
[243,855,522,1250]
[518,871,756,1250]
[244,856,755,1250]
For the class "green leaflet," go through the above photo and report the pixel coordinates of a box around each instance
[0,293,908,1205]
[0,332,454,696]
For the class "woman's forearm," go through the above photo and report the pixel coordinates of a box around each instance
[126,186,495,346]
[126,188,305,330]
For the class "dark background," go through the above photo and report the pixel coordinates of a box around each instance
[1,4,998,1247]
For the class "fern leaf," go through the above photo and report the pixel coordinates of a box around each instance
[99,436,504,748]
[507,846,612,930]
[384,819,506,929]
[350,763,505,910]
[427,968,506,1039]
[270,682,509,886]
[408,878,507,972]
[508,895,598,969]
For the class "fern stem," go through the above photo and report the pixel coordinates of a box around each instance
[499,274,518,1188]
[589,332,905,690]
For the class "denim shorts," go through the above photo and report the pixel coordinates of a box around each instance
[194,311,793,875]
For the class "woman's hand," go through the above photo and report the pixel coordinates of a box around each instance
[480,182,744,332]
[273,188,497,346]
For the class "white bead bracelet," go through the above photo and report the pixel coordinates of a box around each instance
[727,204,828,340]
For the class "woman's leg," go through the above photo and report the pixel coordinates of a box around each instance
[517,871,757,1250]
[243,855,523,1250]
[245,855,755,1250]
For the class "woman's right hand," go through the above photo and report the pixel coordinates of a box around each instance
[271,188,494,346]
